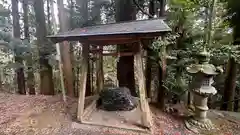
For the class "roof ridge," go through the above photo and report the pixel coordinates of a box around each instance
[66,17,167,31]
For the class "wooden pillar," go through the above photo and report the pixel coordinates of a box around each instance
[56,43,66,102]
[77,43,89,122]
[61,41,74,97]
[96,45,104,93]
[135,42,151,128]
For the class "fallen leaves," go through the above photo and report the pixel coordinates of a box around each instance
[0,92,240,135]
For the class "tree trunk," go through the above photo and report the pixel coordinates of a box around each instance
[158,58,167,109]
[50,0,58,32]
[67,0,78,97]
[47,0,51,33]
[234,88,239,112]
[145,0,155,98]
[157,0,167,109]
[23,0,35,95]
[76,0,91,95]
[233,9,240,112]
[33,0,54,95]
[11,0,26,95]
[221,0,240,111]
[69,0,74,29]
[92,2,104,93]
[96,46,104,92]
[86,56,92,96]
[221,33,240,111]
[116,0,137,97]
[221,58,237,111]
[158,0,166,17]
[76,0,88,24]
[57,0,74,97]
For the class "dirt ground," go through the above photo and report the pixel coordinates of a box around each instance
[0,92,239,135]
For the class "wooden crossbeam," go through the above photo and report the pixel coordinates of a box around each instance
[92,52,135,56]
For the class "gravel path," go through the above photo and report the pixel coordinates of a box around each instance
[0,92,239,135]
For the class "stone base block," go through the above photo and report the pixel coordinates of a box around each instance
[185,116,215,133]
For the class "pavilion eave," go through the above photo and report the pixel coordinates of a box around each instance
[47,18,171,45]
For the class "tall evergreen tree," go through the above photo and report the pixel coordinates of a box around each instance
[221,0,240,111]
[23,0,35,95]
[145,0,155,98]
[11,0,26,94]
[157,0,167,109]
[57,0,74,97]
[116,0,137,96]
[33,0,54,95]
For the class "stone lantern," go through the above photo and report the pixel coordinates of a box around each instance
[185,49,223,132]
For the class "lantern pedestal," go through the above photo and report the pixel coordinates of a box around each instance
[185,116,214,133]
[185,87,217,132]
[184,50,222,133]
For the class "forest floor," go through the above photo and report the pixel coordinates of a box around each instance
[0,92,240,135]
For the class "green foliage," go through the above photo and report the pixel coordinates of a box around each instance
[148,0,238,104]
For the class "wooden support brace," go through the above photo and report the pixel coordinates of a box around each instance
[77,43,89,122]
[81,121,149,133]
[83,99,97,119]
[135,41,151,128]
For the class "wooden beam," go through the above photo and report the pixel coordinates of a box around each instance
[82,32,166,41]
[82,39,139,46]
[134,42,151,128]
[77,43,89,122]
[81,121,150,133]
[91,52,135,57]
[85,95,99,101]
[86,36,135,41]
[49,32,168,44]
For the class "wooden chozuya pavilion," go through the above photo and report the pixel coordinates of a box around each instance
[48,19,171,132]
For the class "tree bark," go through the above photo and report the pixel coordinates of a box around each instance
[158,0,166,17]
[157,0,167,109]
[221,1,240,111]
[96,46,104,92]
[221,36,240,111]
[57,0,74,97]
[11,0,26,95]
[76,0,89,24]
[33,0,54,95]
[234,88,239,112]
[158,58,167,109]
[69,0,74,29]
[92,2,104,93]
[145,0,155,98]
[47,0,51,33]
[76,0,91,95]
[23,0,35,95]
[233,9,240,112]
[86,54,92,96]
[221,58,237,111]
[116,0,137,97]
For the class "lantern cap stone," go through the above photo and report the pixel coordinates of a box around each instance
[187,63,218,75]
[192,86,217,96]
